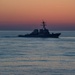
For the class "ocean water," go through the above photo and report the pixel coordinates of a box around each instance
[0,31,75,75]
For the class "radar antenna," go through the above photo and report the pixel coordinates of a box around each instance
[42,21,46,30]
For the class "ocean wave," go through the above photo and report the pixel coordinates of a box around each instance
[0,36,17,38]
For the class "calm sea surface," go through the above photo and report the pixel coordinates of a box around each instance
[0,31,75,75]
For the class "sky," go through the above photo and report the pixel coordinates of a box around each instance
[0,0,75,30]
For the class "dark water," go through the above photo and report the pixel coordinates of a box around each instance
[0,31,75,75]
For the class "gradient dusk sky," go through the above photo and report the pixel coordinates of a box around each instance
[0,0,75,30]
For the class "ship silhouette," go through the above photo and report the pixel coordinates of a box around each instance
[18,21,61,38]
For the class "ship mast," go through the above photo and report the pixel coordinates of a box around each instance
[42,21,46,30]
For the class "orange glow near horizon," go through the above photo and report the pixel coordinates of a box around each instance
[0,0,75,30]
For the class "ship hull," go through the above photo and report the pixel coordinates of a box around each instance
[18,33,61,38]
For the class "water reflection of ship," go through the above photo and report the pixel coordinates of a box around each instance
[18,21,61,38]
